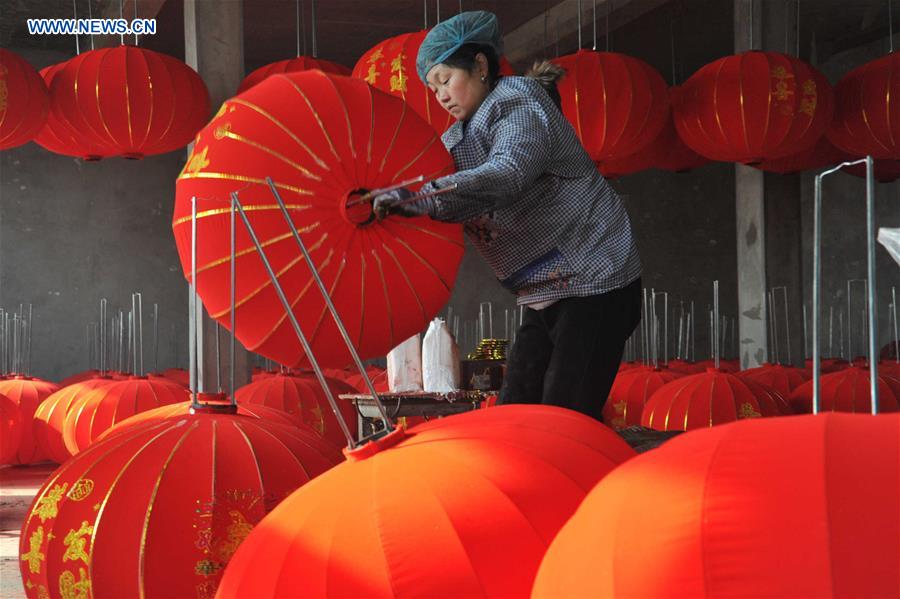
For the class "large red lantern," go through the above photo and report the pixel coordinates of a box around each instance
[238,56,350,93]
[49,45,210,159]
[602,366,683,429]
[0,49,49,149]
[33,378,115,464]
[738,363,809,396]
[674,51,834,164]
[640,368,782,431]
[19,408,341,599]
[173,70,463,369]
[0,376,60,464]
[554,50,669,163]
[828,51,900,159]
[532,413,900,598]
[33,62,108,160]
[217,405,635,598]
[0,393,23,464]
[788,365,900,414]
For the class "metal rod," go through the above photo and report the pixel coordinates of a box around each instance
[436,0,441,23]
[714,281,720,369]
[73,0,80,54]
[346,175,426,206]
[137,294,144,374]
[384,184,459,210]
[132,294,138,375]
[577,0,582,49]
[424,0,428,29]
[87,0,94,49]
[893,287,899,363]
[215,322,222,393]
[690,300,695,362]
[310,0,318,57]
[890,0,895,53]
[27,304,33,375]
[230,195,237,404]
[119,0,124,45]
[153,303,159,373]
[592,0,597,50]
[864,156,879,413]
[100,298,107,375]
[828,305,834,359]
[234,191,358,447]
[134,0,138,45]
[296,0,301,57]
[190,197,199,401]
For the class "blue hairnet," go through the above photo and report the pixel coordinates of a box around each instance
[416,10,503,82]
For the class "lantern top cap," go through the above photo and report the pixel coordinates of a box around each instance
[416,10,503,83]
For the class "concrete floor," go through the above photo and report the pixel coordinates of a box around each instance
[1,464,55,599]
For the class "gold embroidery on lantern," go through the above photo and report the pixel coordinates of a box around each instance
[213,102,231,120]
[365,64,379,85]
[799,79,817,116]
[310,404,326,436]
[213,122,232,140]
[62,521,94,565]
[214,510,254,561]
[738,402,762,419]
[67,478,94,502]
[196,580,217,599]
[182,146,210,176]
[35,483,68,522]
[390,54,408,93]
[771,66,795,103]
[21,526,45,574]
[59,567,91,599]
[37,585,50,599]
[195,559,223,577]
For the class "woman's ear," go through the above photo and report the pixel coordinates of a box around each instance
[475,52,489,79]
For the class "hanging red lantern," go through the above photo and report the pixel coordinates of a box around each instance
[235,373,357,448]
[33,62,108,160]
[755,135,849,174]
[602,366,684,429]
[56,369,103,388]
[0,48,49,150]
[62,376,189,455]
[533,413,900,598]
[553,50,669,164]
[173,70,462,369]
[216,405,635,598]
[738,362,809,396]
[19,407,341,599]
[804,357,850,374]
[160,367,190,387]
[788,365,900,414]
[674,51,834,164]
[0,376,60,464]
[33,378,115,464]
[238,56,350,93]
[828,51,900,159]
[346,366,389,393]
[352,31,514,136]
[640,368,782,431]
[49,45,210,159]
[0,393,23,464]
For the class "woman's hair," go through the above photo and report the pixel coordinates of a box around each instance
[525,60,565,111]
[442,43,502,85]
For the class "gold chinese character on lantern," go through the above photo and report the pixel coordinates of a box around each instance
[62,521,94,565]
[738,402,762,419]
[390,53,408,93]
[21,526,45,574]
[59,568,91,599]
[67,479,94,502]
[35,483,68,522]
[365,64,379,85]
[771,65,796,102]
[799,79,818,116]
[182,146,211,177]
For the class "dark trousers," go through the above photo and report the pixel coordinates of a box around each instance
[498,278,642,421]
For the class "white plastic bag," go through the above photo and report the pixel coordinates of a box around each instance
[422,318,461,392]
[386,334,423,392]
[878,228,900,267]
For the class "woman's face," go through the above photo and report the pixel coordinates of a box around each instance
[425,54,490,122]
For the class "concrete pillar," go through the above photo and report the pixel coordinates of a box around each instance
[184,0,251,393]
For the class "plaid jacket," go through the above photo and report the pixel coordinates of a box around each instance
[420,76,642,305]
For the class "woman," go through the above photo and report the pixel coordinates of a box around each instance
[374,10,642,422]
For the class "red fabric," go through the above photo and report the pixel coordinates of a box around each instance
[554,50,669,164]
[61,376,189,455]
[674,51,834,164]
[234,373,357,448]
[352,31,515,136]
[828,51,900,160]
[160,367,190,387]
[34,62,108,160]
[0,49,49,150]
[173,71,462,369]
[0,393,23,464]
[18,410,341,599]
[239,56,350,93]
[48,45,209,159]
[640,368,782,431]
[533,413,900,598]
[737,363,809,396]
[0,377,60,464]
[602,366,684,429]
[788,366,900,414]
[32,377,115,464]
[216,405,635,598]
[755,135,849,174]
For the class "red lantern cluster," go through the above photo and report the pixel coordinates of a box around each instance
[239,56,350,93]
[0,49,49,150]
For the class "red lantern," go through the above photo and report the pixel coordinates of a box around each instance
[160,367,190,387]
[33,378,115,464]
[62,376,189,455]
[828,51,900,159]
[0,376,60,464]
[217,405,636,598]
[238,56,350,93]
[533,413,900,598]
[55,369,102,388]
[0,393,23,464]
[788,366,900,414]
[235,373,357,448]
[0,49,49,150]
[173,71,462,369]
[554,50,669,163]
[674,51,834,164]
[666,359,704,374]
[641,368,782,431]
[19,407,341,599]
[346,366,389,393]
[738,363,809,396]
[756,135,848,174]
[49,45,210,159]
[602,366,683,429]
[33,62,108,160]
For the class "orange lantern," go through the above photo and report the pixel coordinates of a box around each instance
[674,51,834,164]
[788,365,900,414]
[234,373,357,448]
[602,366,683,429]
[19,407,341,599]
[217,405,635,598]
[738,363,809,396]
[640,368,782,431]
[173,71,462,369]
[238,56,350,93]
[533,413,900,598]
[33,378,115,464]
[0,393,23,464]
[49,45,210,159]
[0,48,49,150]
[828,51,900,159]
[61,376,189,455]
[0,376,60,464]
